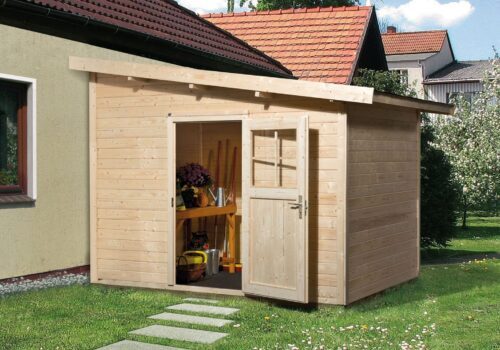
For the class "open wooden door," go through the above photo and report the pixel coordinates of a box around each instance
[242,116,309,303]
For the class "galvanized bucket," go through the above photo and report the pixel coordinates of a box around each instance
[204,249,220,276]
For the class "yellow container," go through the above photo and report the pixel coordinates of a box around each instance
[178,251,207,265]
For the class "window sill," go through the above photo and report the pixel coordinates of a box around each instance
[0,194,35,205]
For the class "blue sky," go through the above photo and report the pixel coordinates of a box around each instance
[373,0,499,60]
[178,0,499,60]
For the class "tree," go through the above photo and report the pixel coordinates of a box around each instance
[228,0,235,12]
[354,68,460,247]
[239,0,358,11]
[431,56,499,228]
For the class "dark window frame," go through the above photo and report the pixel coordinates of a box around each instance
[0,80,28,196]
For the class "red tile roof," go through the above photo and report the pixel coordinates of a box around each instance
[382,30,447,55]
[27,0,292,77]
[204,6,374,84]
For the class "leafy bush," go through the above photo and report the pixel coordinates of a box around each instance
[239,0,358,11]
[420,122,460,247]
[353,68,417,97]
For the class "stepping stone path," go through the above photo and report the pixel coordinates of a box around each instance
[149,312,233,327]
[130,325,228,344]
[97,340,185,350]
[167,303,239,316]
[96,298,239,349]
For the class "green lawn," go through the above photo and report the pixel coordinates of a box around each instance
[0,217,498,350]
[422,216,500,263]
[1,261,499,350]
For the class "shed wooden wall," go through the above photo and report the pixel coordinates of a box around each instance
[92,75,170,289]
[345,103,420,304]
[92,73,347,304]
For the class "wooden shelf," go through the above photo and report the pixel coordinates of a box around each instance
[176,203,238,271]
[176,203,237,220]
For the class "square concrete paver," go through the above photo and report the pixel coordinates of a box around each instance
[183,297,219,304]
[167,303,239,316]
[96,340,186,350]
[149,312,233,327]
[130,325,228,344]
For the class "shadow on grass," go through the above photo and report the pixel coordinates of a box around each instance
[454,224,500,239]
[421,249,499,263]
[350,260,499,311]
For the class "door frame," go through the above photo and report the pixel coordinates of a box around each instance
[166,114,247,287]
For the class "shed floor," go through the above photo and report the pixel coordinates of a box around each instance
[180,272,241,290]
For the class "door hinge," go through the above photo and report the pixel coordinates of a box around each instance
[171,197,174,208]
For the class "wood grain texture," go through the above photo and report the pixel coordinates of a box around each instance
[94,76,168,286]
[345,103,420,304]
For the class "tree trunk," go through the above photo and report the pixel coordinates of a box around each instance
[462,195,468,229]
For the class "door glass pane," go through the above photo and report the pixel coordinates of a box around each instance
[251,129,296,188]
[0,86,19,187]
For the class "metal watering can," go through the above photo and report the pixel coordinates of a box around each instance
[208,187,228,207]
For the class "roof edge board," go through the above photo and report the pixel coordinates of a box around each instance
[69,56,374,104]
[423,78,482,85]
[373,92,454,115]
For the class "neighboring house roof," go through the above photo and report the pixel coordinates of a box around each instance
[424,60,492,84]
[204,6,387,84]
[382,30,448,55]
[0,0,292,78]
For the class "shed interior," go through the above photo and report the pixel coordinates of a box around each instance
[174,121,303,292]
[175,121,243,290]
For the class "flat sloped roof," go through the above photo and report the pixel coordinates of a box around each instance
[69,56,454,115]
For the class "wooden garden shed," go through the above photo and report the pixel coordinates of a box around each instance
[70,57,453,305]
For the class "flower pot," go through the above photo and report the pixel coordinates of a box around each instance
[197,188,209,207]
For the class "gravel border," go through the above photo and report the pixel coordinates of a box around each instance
[0,271,89,297]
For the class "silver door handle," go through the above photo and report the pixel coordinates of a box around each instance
[288,202,303,219]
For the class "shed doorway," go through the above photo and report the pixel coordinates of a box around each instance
[172,119,243,291]
[166,115,310,303]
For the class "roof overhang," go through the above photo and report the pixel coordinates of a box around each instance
[372,92,454,115]
[424,78,482,85]
[69,57,454,115]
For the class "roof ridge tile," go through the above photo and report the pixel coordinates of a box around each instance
[203,5,371,18]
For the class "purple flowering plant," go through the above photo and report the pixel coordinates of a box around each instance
[177,163,212,188]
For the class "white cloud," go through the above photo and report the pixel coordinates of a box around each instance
[378,0,474,29]
[176,0,251,14]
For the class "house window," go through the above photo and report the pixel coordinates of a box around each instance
[0,74,36,201]
[0,80,27,195]
[446,92,477,104]
[393,69,409,86]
